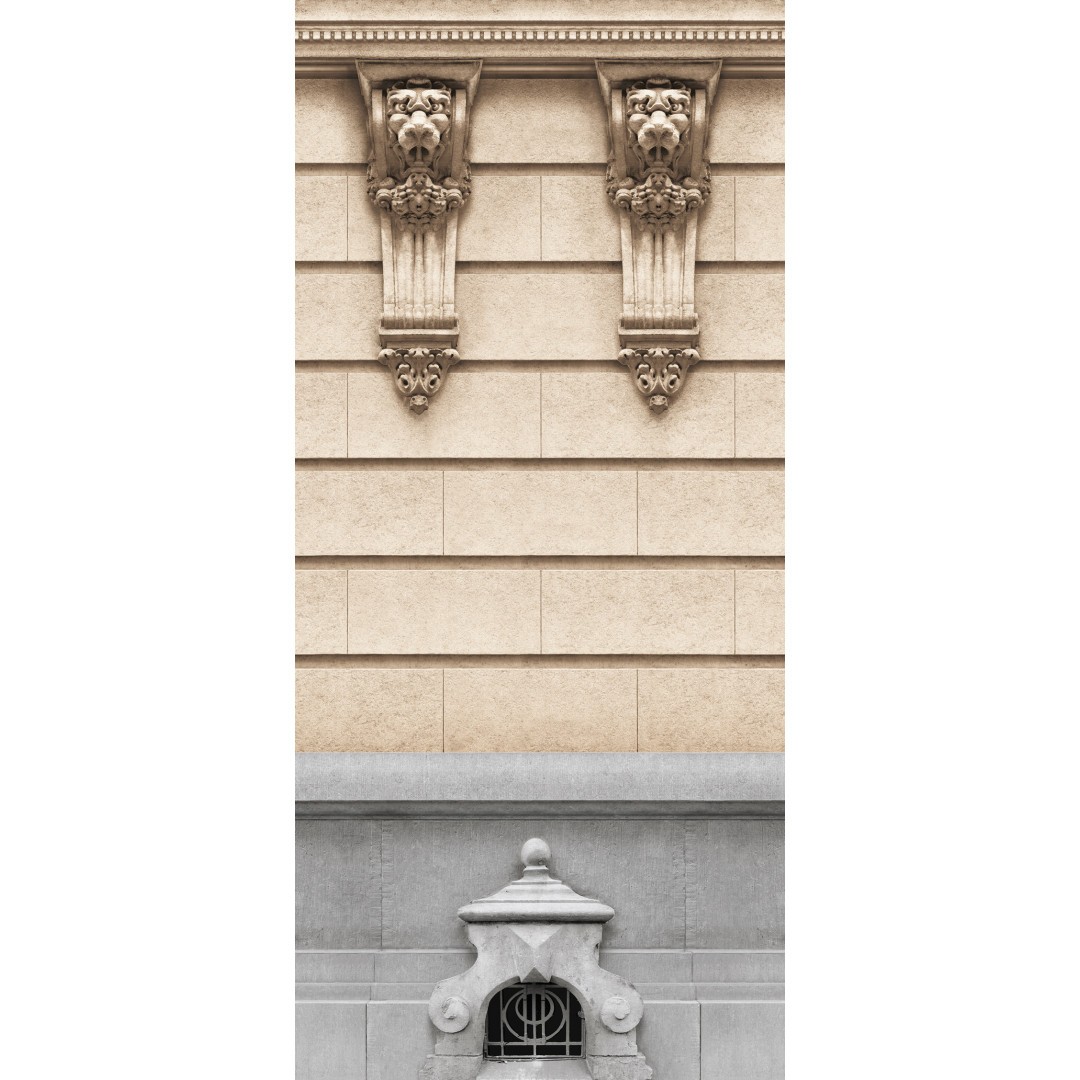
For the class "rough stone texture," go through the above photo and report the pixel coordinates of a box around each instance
[700,1003,784,1080]
[347,570,541,654]
[637,670,784,752]
[346,176,382,261]
[735,372,785,458]
[443,669,638,751]
[735,570,785,655]
[636,1001,701,1080]
[697,175,736,261]
[377,818,687,949]
[457,273,620,360]
[296,273,382,360]
[697,273,785,360]
[296,373,347,458]
[347,370,541,458]
[638,472,784,556]
[444,471,637,555]
[296,176,348,261]
[296,1002,367,1080]
[471,80,609,163]
[709,80,785,164]
[685,820,784,948]
[541,175,621,261]
[366,1001,434,1080]
[296,570,348,655]
[541,371,734,458]
[296,471,443,556]
[296,79,369,164]
[458,175,542,261]
[692,952,784,984]
[541,570,735,654]
[735,176,785,262]
[295,669,444,753]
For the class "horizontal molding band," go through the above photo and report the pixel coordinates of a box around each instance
[298,799,784,819]
[298,60,784,79]
[296,359,786,373]
[296,751,784,805]
[295,162,785,176]
[297,556,784,569]
[295,655,785,668]
[295,26,785,42]
[294,261,784,275]
[294,456,785,469]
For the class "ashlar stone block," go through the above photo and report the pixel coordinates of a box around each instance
[296,373,347,459]
[347,370,541,458]
[295,1002,367,1080]
[735,570,785,655]
[708,80,785,164]
[541,371,734,458]
[735,176,785,262]
[296,176,348,261]
[347,570,541,654]
[638,471,784,556]
[296,273,382,360]
[296,79,369,164]
[296,570,347,655]
[295,669,443,752]
[696,174,735,261]
[541,175,621,261]
[458,175,542,261]
[295,471,443,556]
[637,669,784,752]
[443,669,638,751]
[697,273,785,361]
[735,372,785,458]
[443,471,637,555]
[346,176,382,262]
[541,570,735,654]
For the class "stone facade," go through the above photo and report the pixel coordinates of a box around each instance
[296,3,784,1077]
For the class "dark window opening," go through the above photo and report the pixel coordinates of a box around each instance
[484,983,585,1059]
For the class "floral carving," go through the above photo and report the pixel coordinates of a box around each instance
[607,163,710,230]
[617,347,701,412]
[368,167,470,230]
[377,347,460,413]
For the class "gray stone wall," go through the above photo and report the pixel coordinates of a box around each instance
[296,755,784,1080]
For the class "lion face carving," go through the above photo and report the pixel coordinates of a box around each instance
[386,80,452,170]
[625,81,692,171]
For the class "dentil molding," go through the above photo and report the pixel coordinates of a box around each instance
[357,60,481,412]
[598,61,722,411]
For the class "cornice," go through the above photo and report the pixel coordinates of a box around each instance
[296,25,785,43]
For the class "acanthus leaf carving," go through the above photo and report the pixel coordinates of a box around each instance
[357,62,481,411]
[377,347,460,413]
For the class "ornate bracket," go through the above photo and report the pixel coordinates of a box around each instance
[420,838,654,1079]
[357,61,482,411]
[597,61,721,411]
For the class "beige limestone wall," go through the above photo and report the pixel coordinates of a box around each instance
[296,60,784,752]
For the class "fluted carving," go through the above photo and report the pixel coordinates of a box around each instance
[598,62,721,411]
[357,61,481,410]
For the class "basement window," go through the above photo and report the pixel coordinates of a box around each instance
[484,983,585,1059]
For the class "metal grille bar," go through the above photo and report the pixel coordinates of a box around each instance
[484,983,585,1059]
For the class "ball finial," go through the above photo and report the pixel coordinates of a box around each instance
[520,837,551,868]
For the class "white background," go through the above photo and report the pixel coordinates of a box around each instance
[3,2,1077,1076]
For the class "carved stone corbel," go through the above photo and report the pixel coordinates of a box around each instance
[357,61,481,412]
[597,61,721,411]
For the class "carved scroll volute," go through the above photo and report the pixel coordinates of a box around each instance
[597,61,721,411]
[357,61,481,412]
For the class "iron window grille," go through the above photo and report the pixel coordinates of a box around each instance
[484,983,585,1059]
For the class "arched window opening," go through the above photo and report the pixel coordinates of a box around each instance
[484,983,585,1059]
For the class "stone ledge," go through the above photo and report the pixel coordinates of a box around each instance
[296,752,784,817]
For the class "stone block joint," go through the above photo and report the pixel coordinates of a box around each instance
[598,61,722,411]
[357,60,482,411]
